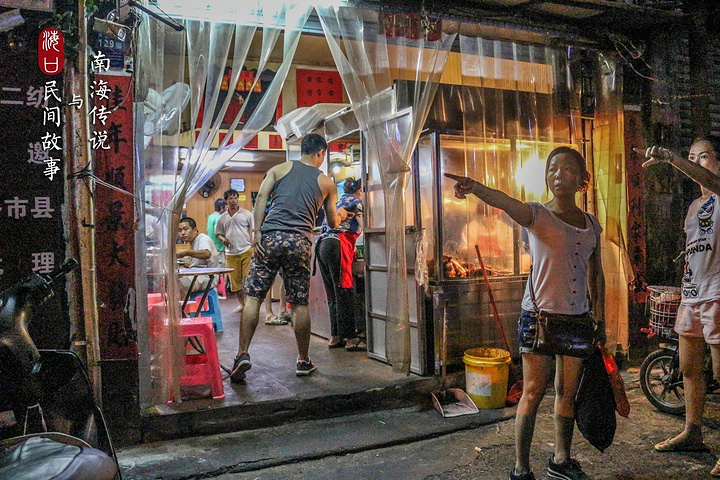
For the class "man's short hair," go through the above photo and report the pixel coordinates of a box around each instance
[214,198,226,211]
[224,188,239,200]
[179,217,197,229]
[301,133,327,156]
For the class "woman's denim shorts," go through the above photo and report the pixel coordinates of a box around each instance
[517,309,553,357]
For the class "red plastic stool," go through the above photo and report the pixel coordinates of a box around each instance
[178,317,225,400]
[148,292,165,306]
[181,299,208,316]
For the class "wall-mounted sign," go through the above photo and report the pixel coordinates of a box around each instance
[296,69,342,107]
[197,67,281,129]
[93,73,137,360]
[230,178,245,192]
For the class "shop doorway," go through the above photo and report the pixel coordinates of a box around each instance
[184,295,418,408]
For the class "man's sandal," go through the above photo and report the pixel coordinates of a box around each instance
[264,316,289,326]
[654,437,709,453]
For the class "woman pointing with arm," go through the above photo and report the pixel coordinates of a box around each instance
[447,146,605,480]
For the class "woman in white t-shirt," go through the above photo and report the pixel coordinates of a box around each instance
[642,136,720,476]
[446,146,605,480]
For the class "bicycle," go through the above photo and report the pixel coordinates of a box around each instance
[638,285,720,415]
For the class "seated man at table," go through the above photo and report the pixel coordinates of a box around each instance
[178,216,218,294]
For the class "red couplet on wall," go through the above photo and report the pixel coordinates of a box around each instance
[295,69,343,107]
[268,134,283,150]
[93,74,137,360]
[38,28,64,75]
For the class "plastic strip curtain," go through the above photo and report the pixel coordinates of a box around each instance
[316,5,455,373]
[457,38,568,277]
[181,1,313,196]
[458,37,628,353]
[589,53,630,353]
[135,14,187,405]
[138,0,310,403]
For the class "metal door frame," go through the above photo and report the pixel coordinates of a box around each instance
[362,132,428,375]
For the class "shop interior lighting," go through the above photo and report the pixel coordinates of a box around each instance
[513,155,546,198]
[224,161,255,168]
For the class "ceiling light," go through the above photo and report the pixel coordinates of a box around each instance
[224,161,254,168]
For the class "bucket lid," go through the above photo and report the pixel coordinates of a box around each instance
[463,347,511,364]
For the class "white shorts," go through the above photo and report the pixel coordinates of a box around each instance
[675,300,720,344]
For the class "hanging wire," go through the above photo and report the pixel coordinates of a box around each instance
[608,33,658,82]
[67,163,176,213]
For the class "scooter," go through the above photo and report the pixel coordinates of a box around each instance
[638,285,720,415]
[0,259,121,479]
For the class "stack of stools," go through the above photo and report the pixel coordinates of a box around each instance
[188,288,223,332]
[179,316,225,400]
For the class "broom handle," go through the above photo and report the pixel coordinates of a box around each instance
[475,245,510,352]
[441,299,448,379]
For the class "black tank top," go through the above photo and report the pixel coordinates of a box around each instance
[261,161,324,240]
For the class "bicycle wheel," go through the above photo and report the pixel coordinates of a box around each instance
[639,348,686,415]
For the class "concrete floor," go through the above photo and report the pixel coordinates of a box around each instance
[151,294,421,416]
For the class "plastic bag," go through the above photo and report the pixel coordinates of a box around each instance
[415,228,429,290]
[575,348,616,452]
[601,348,630,418]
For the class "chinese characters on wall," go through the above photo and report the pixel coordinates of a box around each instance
[295,69,342,107]
[0,41,68,348]
[91,53,137,360]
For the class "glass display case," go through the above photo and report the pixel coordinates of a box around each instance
[414,131,574,370]
[420,133,570,283]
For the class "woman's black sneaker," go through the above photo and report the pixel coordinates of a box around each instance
[510,468,536,480]
[548,457,589,480]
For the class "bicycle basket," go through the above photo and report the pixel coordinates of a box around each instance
[647,285,681,339]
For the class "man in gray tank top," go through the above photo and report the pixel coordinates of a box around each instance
[230,134,343,381]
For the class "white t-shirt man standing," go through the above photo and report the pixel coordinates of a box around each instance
[215,188,254,312]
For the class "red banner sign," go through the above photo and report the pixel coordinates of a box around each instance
[93,74,137,360]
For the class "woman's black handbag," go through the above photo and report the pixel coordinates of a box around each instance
[533,311,596,358]
[528,265,596,358]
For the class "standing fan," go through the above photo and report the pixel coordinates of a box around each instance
[143,82,190,147]
[200,173,222,198]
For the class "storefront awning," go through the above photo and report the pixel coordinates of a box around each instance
[353,0,685,46]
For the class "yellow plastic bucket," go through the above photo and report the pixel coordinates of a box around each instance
[463,348,511,409]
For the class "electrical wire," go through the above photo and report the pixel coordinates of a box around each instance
[67,164,177,213]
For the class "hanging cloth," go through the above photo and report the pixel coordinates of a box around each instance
[338,231,360,288]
